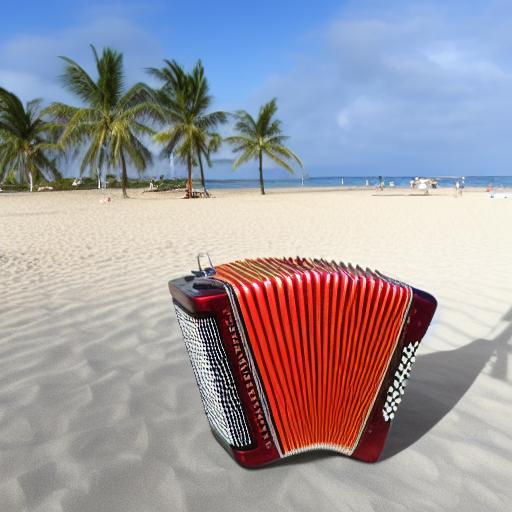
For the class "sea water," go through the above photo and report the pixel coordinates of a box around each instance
[200,176,512,190]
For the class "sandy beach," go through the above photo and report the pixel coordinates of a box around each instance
[1,188,511,512]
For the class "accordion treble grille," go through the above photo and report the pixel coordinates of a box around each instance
[174,305,252,448]
[215,258,413,456]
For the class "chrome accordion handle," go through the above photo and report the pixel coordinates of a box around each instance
[196,252,216,276]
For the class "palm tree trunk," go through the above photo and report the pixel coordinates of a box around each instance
[121,151,129,198]
[258,150,265,195]
[186,154,193,198]
[28,171,33,192]
[198,153,208,196]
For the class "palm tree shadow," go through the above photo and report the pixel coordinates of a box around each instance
[381,306,512,460]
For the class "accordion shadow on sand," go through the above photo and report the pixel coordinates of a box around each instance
[169,257,438,468]
[382,305,512,460]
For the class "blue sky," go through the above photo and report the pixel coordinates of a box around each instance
[1,0,512,178]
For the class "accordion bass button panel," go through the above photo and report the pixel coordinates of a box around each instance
[169,259,437,467]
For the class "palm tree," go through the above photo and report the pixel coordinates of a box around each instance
[0,87,61,191]
[225,98,303,195]
[47,45,160,198]
[149,60,226,198]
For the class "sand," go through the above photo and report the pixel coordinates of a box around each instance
[1,187,511,512]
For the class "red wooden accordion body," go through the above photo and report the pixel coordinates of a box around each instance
[169,257,436,467]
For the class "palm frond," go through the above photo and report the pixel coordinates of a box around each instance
[154,125,185,155]
[232,147,257,169]
[123,132,153,171]
[205,132,222,166]
[264,150,295,174]
[268,143,303,168]
[256,98,278,134]
[59,55,99,104]
[224,135,255,147]
[94,46,124,109]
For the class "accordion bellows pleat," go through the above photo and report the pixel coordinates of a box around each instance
[214,258,412,455]
[169,256,437,467]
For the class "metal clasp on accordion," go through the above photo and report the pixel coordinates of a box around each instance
[192,252,216,277]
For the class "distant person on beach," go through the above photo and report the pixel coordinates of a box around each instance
[455,180,460,197]
[378,176,384,191]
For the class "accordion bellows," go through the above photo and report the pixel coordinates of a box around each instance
[169,257,437,467]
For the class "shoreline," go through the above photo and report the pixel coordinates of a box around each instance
[0,185,499,199]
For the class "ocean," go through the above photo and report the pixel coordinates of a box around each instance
[200,176,512,190]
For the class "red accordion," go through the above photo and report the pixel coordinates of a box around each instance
[169,257,436,467]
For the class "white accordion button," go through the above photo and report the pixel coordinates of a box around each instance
[382,341,420,421]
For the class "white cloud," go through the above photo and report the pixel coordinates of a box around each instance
[337,110,350,130]
[252,3,512,175]
[0,16,163,104]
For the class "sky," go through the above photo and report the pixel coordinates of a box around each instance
[1,0,512,178]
